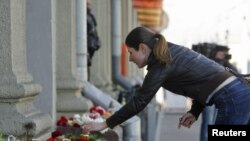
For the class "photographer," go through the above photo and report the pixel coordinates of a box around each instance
[210,45,238,73]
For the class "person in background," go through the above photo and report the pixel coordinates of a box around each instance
[87,0,101,81]
[81,26,250,133]
[200,45,238,141]
[210,45,238,72]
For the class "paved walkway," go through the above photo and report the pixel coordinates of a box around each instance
[156,111,202,141]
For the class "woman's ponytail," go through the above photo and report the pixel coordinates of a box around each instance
[153,34,172,64]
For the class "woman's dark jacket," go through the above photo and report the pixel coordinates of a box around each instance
[106,42,232,129]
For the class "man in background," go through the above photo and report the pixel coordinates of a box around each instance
[87,0,101,81]
[210,45,238,72]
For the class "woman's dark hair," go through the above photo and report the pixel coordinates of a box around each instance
[125,27,171,64]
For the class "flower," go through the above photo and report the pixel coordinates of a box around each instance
[89,106,106,115]
[46,137,54,141]
[51,106,111,141]
[51,130,63,138]
[46,131,61,141]
[56,116,69,127]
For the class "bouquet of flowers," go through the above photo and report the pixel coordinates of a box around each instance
[47,106,112,141]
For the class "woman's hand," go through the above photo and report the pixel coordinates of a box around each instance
[178,112,196,129]
[82,121,108,134]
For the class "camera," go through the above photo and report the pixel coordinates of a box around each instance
[225,54,231,60]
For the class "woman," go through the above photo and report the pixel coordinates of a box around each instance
[82,26,250,132]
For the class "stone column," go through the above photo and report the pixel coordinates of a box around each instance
[54,0,93,117]
[26,0,57,123]
[0,0,52,139]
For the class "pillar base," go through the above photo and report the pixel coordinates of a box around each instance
[57,92,93,114]
[0,97,52,139]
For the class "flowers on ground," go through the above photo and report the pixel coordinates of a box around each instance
[47,105,111,141]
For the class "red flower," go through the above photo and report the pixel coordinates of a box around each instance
[56,120,68,126]
[46,137,55,141]
[90,106,106,115]
[56,115,68,126]
[73,123,81,127]
[60,116,68,123]
[51,130,63,138]
[89,106,97,113]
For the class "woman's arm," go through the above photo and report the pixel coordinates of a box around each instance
[188,99,204,119]
[82,63,168,132]
[106,64,168,128]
